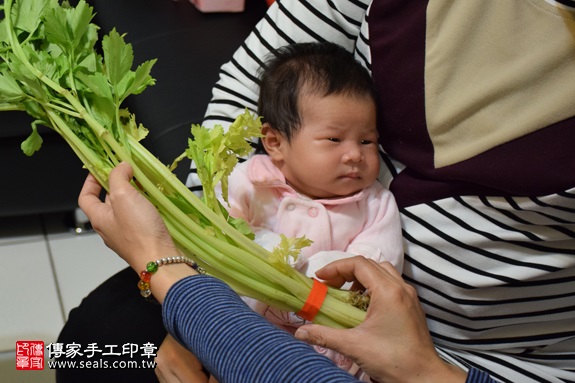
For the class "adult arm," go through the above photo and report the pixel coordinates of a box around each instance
[163,275,360,383]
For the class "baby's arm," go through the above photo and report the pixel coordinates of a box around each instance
[344,186,403,271]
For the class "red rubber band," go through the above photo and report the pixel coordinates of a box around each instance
[296,279,328,321]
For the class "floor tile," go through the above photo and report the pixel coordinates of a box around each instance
[0,240,64,353]
[0,350,56,383]
[48,231,128,318]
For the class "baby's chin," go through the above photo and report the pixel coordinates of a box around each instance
[292,178,369,199]
[332,179,372,197]
[312,187,365,200]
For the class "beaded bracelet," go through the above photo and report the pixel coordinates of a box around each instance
[137,256,205,299]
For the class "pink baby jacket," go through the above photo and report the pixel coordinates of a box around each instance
[223,154,404,275]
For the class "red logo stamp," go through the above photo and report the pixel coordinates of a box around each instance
[16,341,44,370]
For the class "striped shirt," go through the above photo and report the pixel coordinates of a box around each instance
[163,275,497,383]
[189,1,575,382]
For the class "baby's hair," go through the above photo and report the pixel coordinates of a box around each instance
[256,42,376,153]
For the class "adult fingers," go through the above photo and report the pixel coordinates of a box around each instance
[314,256,391,293]
[78,173,104,220]
[78,161,134,218]
[377,261,405,283]
[108,162,134,196]
[294,325,356,358]
[155,335,208,383]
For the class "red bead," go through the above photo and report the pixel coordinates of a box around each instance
[140,271,152,283]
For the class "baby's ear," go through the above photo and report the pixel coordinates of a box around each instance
[260,123,286,161]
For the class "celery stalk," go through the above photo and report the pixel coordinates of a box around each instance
[0,0,367,328]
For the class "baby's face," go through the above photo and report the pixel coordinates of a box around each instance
[279,93,379,199]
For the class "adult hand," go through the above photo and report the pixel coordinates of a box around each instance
[78,162,177,269]
[295,257,466,383]
[155,334,210,383]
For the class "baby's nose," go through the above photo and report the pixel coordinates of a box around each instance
[343,147,363,163]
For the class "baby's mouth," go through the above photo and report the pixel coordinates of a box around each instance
[342,172,360,179]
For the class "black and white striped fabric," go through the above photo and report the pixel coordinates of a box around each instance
[395,160,575,382]
[189,1,575,382]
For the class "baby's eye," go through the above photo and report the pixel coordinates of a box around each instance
[328,137,341,142]
[361,140,374,145]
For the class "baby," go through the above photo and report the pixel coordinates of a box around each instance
[219,41,403,381]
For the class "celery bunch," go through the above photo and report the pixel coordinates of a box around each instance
[0,0,367,328]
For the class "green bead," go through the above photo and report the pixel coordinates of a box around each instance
[146,262,158,273]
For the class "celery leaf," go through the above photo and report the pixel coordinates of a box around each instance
[67,0,94,48]
[0,73,26,103]
[117,59,157,101]
[228,217,255,240]
[102,28,133,88]
[21,124,43,156]
[43,2,71,48]
[270,234,313,271]
[120,109,149,142]
[11,0,48,34]
[76,72,113,100]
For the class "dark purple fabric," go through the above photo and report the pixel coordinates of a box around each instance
[369,0,575,208]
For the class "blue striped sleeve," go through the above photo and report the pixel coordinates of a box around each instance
[162,275,360,383]
[466,367,497,383]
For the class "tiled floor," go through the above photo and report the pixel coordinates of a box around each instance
[0,211,128,382]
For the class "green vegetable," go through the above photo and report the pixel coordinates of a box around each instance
[0,0,367,328]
